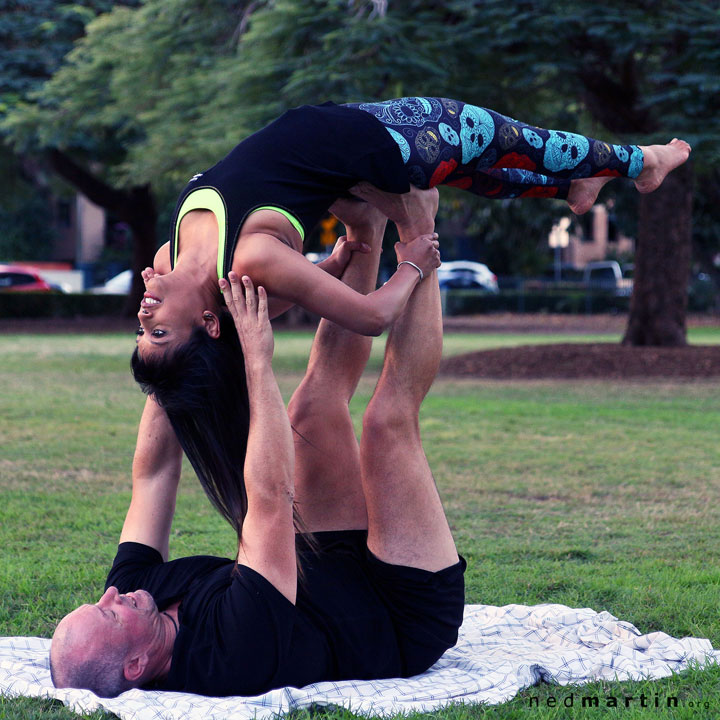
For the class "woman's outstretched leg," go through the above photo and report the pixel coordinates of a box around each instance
[567,139,691,213]
[347,97,691,216]
[633,139,692,193]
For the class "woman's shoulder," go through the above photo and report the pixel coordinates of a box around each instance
[154,242,172,273]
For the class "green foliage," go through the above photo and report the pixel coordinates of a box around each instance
[442,289,633,315]
[454,0,720,158]
[6,0,720,169]
[0,148,55,260]
[0,1,142,266]
[0,1,120,113]
[2,0,719,272]
[4,0,265,192]
[225,0,474,118]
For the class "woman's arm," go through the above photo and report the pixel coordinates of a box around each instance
[221,272,297,603]
[235,233,440,336]
[120,396,183,560]
[265,236,372,319]
[315,236,372,278]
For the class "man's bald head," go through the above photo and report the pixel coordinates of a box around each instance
[50,605,133,697]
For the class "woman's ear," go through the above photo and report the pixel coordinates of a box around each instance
[202,310,221,338]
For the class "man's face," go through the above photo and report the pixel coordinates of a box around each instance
[52,586,161,681]
[90,586,160,637]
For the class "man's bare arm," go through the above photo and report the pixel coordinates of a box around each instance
[221,273,297,603]
[119,396,183,560]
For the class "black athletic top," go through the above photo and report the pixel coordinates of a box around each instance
[106,531,465,697]
[168,103,409,279]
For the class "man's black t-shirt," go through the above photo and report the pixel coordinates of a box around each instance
[106,532,411,696]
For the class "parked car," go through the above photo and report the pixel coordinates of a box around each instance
[303,251,332,265]
[0,264,57,292]
[582,260,633,297]
[437,260,499,293]
[89,269,133,294]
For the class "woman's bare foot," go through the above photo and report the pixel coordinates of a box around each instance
[634,139,692,194]
[567,176,615,215]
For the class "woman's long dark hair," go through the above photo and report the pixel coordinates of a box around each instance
[132,311,251,541]
[131,312,315,570]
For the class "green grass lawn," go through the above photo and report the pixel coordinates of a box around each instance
[1,329,719,719]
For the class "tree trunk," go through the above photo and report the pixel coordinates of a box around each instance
[122,186,157,317]
[575,48,696,347]
[622,162,693,346]
[48,149,157,316]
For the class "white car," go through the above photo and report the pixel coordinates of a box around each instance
[437,261,499,293]
[89,269,133,294]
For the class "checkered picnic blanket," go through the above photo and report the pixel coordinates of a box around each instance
[2,603,718,719]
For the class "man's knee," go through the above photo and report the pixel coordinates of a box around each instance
[289,366,352,419]
[362,394,419,446]
[289,382,354,442]
[287,384,322,434]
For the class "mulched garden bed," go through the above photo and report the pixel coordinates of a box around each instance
[439,343,720,379]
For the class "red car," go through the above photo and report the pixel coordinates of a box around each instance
[0,264,55,292]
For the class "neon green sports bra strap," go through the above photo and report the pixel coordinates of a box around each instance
[250,206,305,241]
[173,193,305,279]
[173,188,227,279]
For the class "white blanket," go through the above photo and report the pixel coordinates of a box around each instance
[2,603,718,719]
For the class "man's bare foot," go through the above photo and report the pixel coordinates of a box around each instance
[393,185,439,243]
[567,176,615,215]
[329,197,387,230]
[634,139,692,194]
[348,183,439,242]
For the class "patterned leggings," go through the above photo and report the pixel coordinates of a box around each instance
[345,97,643,201]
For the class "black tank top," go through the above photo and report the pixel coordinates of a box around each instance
[169,103,408,278]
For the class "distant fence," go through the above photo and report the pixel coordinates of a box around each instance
[441,289,631,316]
[441,276,717,315]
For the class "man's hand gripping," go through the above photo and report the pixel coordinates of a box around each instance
[220,272,274,369]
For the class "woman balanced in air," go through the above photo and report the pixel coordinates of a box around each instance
[134,96,689,353]
[131,96,690,537]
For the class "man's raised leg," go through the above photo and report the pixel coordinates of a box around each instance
[360,242,458,572]
[288,205,386,532]
[349,184,439,244]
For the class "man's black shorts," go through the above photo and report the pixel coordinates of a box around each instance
[298,530,466,677]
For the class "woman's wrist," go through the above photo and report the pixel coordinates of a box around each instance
[396,260,424,282]
[395,261,423,286]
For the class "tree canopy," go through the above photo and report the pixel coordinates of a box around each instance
[2,0,718,287]
[0,0,121,109]
[7,0,718,191]
[0,0,138,260]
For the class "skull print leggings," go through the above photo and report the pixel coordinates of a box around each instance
[345,97,643,200]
